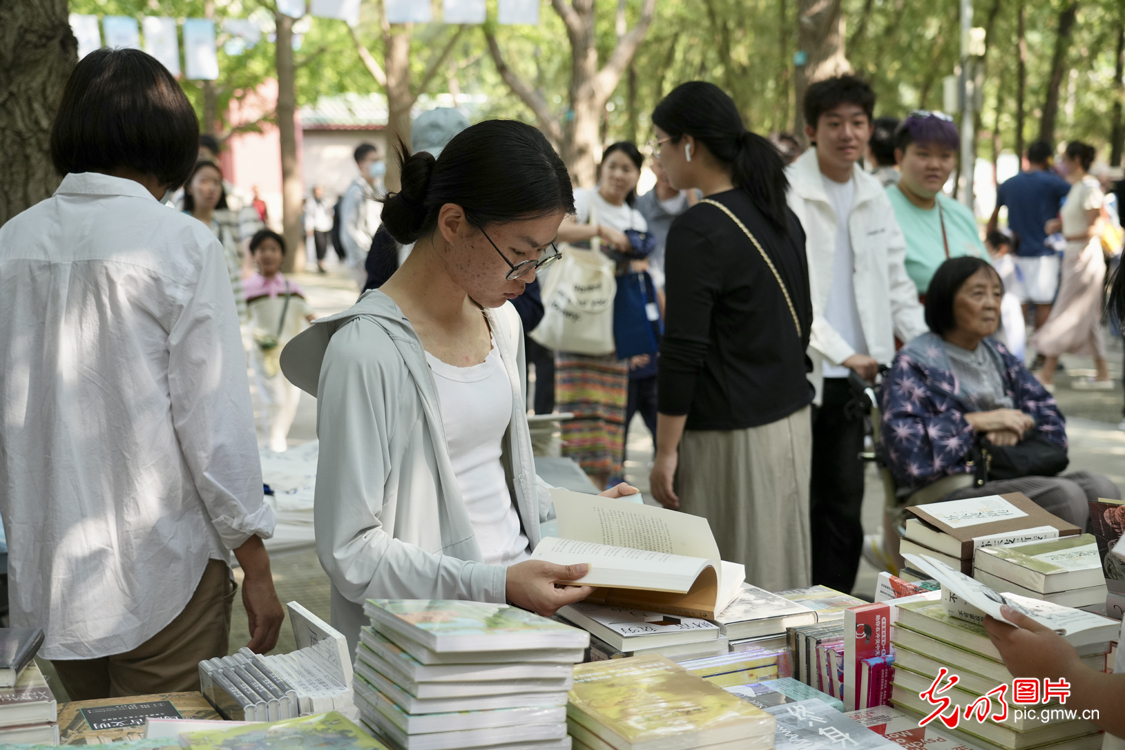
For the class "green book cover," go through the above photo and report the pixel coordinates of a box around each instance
[977,534,1100,575]
[364,599,589,652]
[183,711,391,750]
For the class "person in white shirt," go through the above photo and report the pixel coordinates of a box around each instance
[786,75,926,595]
[0,48,283,699]
[280,121,638,653]
[306,184,335,274]
[339,143,385,289]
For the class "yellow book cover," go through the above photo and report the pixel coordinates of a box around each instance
[183,711,391,749]
[567,653,774,747]
[58,691,218,745]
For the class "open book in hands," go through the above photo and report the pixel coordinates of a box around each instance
[530,490,746,620]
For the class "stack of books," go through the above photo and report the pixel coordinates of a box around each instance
[890,598,1113,750]
[354,599,587,750]
[0,660,57,744]
[178,711,390,749]
[712,583,818,656]
[875,572,939,602]
[773,586,864,693]
[566,653,775,750]
[902,493,1080,577]
[680,650,793,688]
[973,534,1107,609]
[200,601,353,719]
[557,602,727,663]
[765,698,898,750]
[58,691,219,744]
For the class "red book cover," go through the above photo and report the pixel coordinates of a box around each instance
[844,603,891,711]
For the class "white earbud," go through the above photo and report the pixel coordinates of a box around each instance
[685,143,693,162]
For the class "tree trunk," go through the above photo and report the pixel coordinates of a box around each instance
[275,12,302,273]
[794,0,850,143]
[0,0,75,226]
[383,23,413,194]
[564,1,601,188]
[1016,0,1027,163]
[1040,0,1079,145]
[992,67,1004,185]
[1112,1,1125,166]
[776,0,791,132]
[626,63,637,144]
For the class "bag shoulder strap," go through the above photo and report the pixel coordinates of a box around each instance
[697,198,803,338]
[276,279,292,339]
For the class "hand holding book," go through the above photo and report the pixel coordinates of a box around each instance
[505,560,593,617]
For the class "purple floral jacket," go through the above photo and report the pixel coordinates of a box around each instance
[878,332,1066,492]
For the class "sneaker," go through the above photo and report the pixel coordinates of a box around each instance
[862,533,898,576]
[1071,377,1115,391]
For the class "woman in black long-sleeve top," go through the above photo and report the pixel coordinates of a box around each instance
[648,82,815,591]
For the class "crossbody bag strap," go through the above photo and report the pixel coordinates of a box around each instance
[698,199,803,338]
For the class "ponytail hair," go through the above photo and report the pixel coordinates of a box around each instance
[380,120,574,245]
[653,81,790,233]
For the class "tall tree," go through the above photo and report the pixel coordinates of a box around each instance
[793,0,850,141]
[275,11,303,272]
[351,10,465,192]
[1112,0,1125,166]
[1016,0,1028,161]
[485,0,658,187]
[0,0,76,225]
[1040,0,1079,145]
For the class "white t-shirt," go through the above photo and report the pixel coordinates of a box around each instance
[574,188,648,234]
[821,175,869,379]
[425,342,530,567]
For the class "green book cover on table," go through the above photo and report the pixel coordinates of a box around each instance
[973,534,1103,592]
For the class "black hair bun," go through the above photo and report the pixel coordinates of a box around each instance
[381,143,436,244]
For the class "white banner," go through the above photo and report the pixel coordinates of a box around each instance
[443,0,485,24]
[386,0,432,24]
[142,17,180,76]
[309,0,360,26]
[498,0,538,25]
[277,0,307,19]
[223,19,262,54]
[69,14,101,59]
[183,19,219,80]
[102,16,141,49]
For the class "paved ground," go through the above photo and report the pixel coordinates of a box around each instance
[40,262,1125,700]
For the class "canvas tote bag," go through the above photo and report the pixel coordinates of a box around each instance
[530,198,616,355]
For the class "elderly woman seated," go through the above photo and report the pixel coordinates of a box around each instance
[880,256,1120,536]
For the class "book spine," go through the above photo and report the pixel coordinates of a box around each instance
[845,603,890,712]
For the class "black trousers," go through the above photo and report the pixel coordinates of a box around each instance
[312,230,331,261]
[809,377,866,594]
[625,374,658,456]
[525,336,556,415]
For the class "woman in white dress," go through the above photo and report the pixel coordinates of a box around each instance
[1033,141,1111,390]
[280,121,637,652]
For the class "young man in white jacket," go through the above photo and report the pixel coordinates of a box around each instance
[786,76,926,594]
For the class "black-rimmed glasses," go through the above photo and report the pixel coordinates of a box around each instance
[481,227,562,281]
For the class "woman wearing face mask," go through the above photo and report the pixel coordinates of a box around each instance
[1033,141,1112,391]
[280,121,638,653]
[555,142,649,490]
[183,160,246,321]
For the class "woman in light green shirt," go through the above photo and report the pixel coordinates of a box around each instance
[885,111,989,297]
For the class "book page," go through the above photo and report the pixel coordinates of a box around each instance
[550,489,721,564]
[531,536,706,591]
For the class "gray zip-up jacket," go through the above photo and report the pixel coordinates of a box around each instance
[280,291,553,653]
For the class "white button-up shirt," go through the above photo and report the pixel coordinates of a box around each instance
[0,173,275,660]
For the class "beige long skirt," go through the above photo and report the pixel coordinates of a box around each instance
[675,406,813,592]
[1032,238,1107,359]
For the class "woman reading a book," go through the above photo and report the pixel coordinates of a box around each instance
[281,121,638,653]
[880,257,1119,536]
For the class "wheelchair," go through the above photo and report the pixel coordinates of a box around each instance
[846,369,975,576]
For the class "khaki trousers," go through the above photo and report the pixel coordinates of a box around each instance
[676,406,813,592]
[51,559,236,700]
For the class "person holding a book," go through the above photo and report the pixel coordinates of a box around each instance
[280,120,639,654]
[880,257,1119,535]
[0,49,283,699]
[646,81,816,591]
